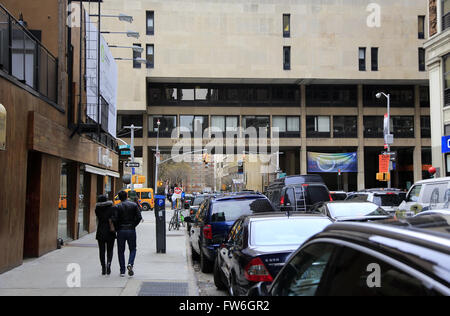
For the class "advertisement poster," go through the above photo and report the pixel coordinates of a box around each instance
[307,152,358,173]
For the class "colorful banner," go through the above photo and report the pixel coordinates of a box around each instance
[307,152,358,173]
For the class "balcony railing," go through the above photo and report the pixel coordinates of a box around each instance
[0,4,58,103]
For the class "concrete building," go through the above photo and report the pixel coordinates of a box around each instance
[101,0,431,192]
[425,0,450,176]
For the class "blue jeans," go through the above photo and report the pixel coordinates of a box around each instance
[117,230,137,274]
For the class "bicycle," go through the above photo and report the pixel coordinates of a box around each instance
[168,208,185,231]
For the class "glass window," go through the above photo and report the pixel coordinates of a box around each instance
[373,194,402,207]
[371,47,378,71]
[271,243,336,296]
[364,116,384,138]
[273,116,300,137]
[146,44,154,68]
[421,116,431,138]
[148,115,177,138]
[323,246,442,296]
[180,89,195,101]
[306,116,330,138]
[328,203,388,219]
[243,116,270,137]
[444,55,450,107]
[284,46,291,70]
[117,114,143,138]
[133,43,141,69]
[359,47,366,71]
[146,11,154,35]
[406,185,422,202]
[391,116,414,138]
[420,86,430,107]
[180,115,208,136]
[333,116,357,138]
[211,116,225,131]
[273,116,286,133]
[306,186,331,205]
[210,198,274,223]
[58,162,69,241]
[306,85,357,107]
[195,88,208,100]
[419,48,426,72]
[418,16,425,39]
[443,0,450,31]
[364,86,415,107]
[283,14,290,37]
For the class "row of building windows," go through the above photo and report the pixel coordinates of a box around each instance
[358,47,426,72]
[147,84,430,108]
[117,114,431,139]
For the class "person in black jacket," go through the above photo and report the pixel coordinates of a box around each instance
[113,190,143,277]
[95,195,116,276]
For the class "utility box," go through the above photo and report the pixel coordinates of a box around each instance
[154,195,166,253]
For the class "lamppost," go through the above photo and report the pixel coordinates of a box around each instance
[154,120,161,194]
[376,92,392,189]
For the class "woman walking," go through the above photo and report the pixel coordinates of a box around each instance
[95,194,116,275]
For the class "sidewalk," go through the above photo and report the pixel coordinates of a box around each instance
[0,205,199,296]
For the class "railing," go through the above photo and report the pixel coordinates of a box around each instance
[0,4,58,103]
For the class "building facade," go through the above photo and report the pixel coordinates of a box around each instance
[425,0,450,176]
[0,0,119,273]
[101,0,430,192]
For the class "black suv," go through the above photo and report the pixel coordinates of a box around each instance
[249,214,450,296]
[265,175,331,213]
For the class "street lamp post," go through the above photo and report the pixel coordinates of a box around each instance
[376,92,392,189]
[154,120,161,195]
[123,124,142,191]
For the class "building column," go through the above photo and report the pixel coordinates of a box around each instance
[66,162,80,240]
[88,174,97,233]
[300,85,307,174]
[414,85,423,183]
[143,112,149,187]
[357,84,365,190]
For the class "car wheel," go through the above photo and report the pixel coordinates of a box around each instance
[200,248,213,273]
[229,273,238,296]
[191,244,199,261]
[213,256,227,290]
[142,203,150,211]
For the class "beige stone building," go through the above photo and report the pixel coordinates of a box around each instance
[424,0,450,177]
[98,0,431,192]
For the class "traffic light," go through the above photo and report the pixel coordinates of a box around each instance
[376,172,391,182]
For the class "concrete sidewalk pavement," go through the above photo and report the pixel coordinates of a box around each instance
[0,207,199,296]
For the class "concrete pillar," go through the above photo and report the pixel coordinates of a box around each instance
[357,84,365,190]
[414,85,423,183]
[143,112,149,187]
[300,85,307,174]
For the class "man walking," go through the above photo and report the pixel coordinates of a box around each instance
[113,190,142,277]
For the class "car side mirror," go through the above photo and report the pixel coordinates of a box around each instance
[247,282,270,297]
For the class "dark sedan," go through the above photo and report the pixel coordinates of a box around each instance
[310,201,392,222]
[249,214,450,296]
[214,213,332,296]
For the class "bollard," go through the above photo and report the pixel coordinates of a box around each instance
[154,195,166,253]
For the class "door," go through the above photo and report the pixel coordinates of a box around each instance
[220,219,243,283]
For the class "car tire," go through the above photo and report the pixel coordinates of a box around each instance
[142,203,150,211]
[229,273,238,296]
[191,244,200,261]
[200,247,213,273]
[213,257,227,290]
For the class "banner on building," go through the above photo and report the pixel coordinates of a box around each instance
[307,152,358,173]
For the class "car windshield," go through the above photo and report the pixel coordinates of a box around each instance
[250,218,331,246]
[373,194,402,207]
[210,198,274,223]
[328,203,389,218]
[193,196,206,206]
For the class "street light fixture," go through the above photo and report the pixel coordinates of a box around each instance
[101,31,140,39]
[109,45,144,53]
[90,13,133,24]
[376,91,392,189]
[114,57,147,64]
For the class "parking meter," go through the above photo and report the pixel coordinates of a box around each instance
[154,195,166,253]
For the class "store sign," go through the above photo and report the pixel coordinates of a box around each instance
[0,104,5,151]
[442,135,450,153]
[307,152,358,173]
[98,147,113,168]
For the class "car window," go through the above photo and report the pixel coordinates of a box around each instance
[406,185,422,203]
[347,194,368,202]
[195,200,207,222]
[193,196,206,206]
[141,191,150,199]
[373,194,402,207]
[271,190,281,209]
[327,203,388,218]
[322,246,442,296]
[227,219,242,244]
[271,243,336,296]
[422,183,449,208]
[285,188,295,206]
[210,198,274,223]
[306,186,330,205]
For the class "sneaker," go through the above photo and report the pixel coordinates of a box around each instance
[106,263,111,276]
[120,273,125,277]
[127,265,134,276]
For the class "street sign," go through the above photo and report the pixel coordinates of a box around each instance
[442,136,450,153]
[173,187,182,199]
[125,162,140,168]
[121,150,131,155]
[384,134,394,145]
[379,154,390,173]
[118,144,130,150]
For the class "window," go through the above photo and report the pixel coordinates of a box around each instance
[406,185,422,203]
[270,243,336,296]
[306,85,357,107]
[210,199,274,223]
[180,115,208,137]
[272,116,300,137]
[146,44,154,68]
[306,116,331,138]
[283,14,290,37]
[421,116,431,138]
[419,48,425,71]
[283,46,291,70]
[443,0,450,31]
[211,116,239,133]
[117,114,143,138]
[445,124,450,136]
[323,246,442,296]
[444,54,450,107]
[148,115,177,138]
[363,116,384,138]
[333,116,357,138]
[359,47,366,71]
[392,116,414,138]
[133,43,141,69]
[418,16,425,39]
[146,11,154,35]
[420,86,430,107]
[243,116,270,137]
[371,47,378,71]
[363,86,415,107]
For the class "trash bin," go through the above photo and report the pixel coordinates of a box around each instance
[154,195,166,253]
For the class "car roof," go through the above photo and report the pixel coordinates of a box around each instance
[212,194,268,202]
[413,177,450,185]
[245,212,330,221]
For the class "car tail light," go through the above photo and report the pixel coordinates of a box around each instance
[280,196,285,206]
[329,194,333,201]
[244,257,273,282]
[203,225,213,240]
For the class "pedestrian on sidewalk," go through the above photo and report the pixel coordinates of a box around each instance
[113,190,143,277]
[95,194,116,276]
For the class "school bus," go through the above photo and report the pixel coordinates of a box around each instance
[114,188,155,211]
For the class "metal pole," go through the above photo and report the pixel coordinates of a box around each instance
[387,94,391,189]
[130,124,135,191]
[154,120,160,195]
[97,0,101,139]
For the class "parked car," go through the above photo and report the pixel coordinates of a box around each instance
[346,189,403,215]
[248,214,450,296]
[265,175,332,213]
[310,201,392,222]
[214,213,332,296]
[185,194,275,273]
[114,188,154,211]
[415,209,450,217]
[186,194,212,233]
[329,191,348,201]
[184,194,195,209]
[398,177,450,216]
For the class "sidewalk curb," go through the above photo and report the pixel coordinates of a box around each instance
[185,228,200,296]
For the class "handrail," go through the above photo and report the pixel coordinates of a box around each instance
[0,3,57,61]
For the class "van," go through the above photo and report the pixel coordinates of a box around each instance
[265,175,332,213]
[398,177,450,215]
[114,188,155,211]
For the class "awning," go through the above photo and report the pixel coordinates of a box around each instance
[84,165,120,178]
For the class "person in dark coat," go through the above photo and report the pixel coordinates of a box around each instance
[95,194,116,276]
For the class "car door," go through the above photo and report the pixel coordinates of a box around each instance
[219,219,243,284]
[191,200,207,254]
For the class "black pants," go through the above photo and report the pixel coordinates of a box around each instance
[98,239,115,267]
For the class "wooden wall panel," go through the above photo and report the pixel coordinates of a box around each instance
[88,175,97,233]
